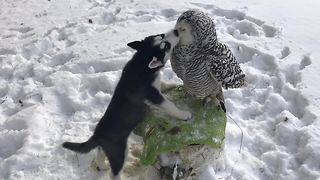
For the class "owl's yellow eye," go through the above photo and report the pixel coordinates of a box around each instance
[180,28,186,32]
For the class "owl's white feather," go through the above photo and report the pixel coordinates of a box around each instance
[171,9,246,99]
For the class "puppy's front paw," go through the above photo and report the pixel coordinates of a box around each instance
[161,81,179,92]
[179,110,192,120]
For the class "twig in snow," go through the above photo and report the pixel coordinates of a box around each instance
[1,96,7,104]
[76,154,80,167]
[250,85,257,92]
[227,114,244,180]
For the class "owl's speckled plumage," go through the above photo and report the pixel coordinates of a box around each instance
[171,9,246,99]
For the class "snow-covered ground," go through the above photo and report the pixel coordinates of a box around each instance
[0,0,319,179]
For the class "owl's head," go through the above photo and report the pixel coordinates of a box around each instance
[175,9,217,46]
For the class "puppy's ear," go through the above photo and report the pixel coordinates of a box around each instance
[148,57,163,69]
[127,41,142,50]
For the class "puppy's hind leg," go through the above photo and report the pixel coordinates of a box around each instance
[94,147,109,171]
[101,140,127,180]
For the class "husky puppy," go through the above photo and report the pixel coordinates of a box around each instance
[62,30,191,180]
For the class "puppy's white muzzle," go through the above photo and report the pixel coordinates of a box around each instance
[162,30,179,62]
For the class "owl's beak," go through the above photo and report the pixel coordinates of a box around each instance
[173,29,179,37]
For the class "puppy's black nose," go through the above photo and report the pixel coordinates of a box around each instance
[173,29,179,36]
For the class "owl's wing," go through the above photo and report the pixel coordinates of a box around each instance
[205,44,246,89]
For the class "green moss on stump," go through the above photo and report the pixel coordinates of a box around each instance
[134,87,227,165]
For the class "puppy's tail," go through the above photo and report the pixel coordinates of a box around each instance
[62,137,98,153]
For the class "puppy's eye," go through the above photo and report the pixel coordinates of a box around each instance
[180,28,186,32]
[164,42,171,50]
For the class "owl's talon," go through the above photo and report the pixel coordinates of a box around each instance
[219,101,226,113]
[202,97,212,107]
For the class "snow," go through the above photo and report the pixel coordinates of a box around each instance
[0,0,320,180]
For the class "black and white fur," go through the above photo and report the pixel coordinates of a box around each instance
[62,30,191,180]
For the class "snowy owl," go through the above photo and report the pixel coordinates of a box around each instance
[171,9,246,110]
